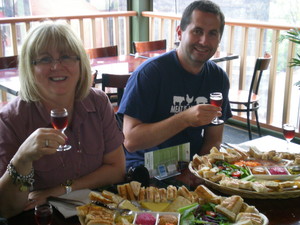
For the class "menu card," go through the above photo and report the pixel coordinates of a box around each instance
[144,143,190,179]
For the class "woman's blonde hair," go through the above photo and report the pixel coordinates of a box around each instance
[19,20,92,102]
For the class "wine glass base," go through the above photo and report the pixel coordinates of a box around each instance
[57,145,72,151]
[211,119,224,125]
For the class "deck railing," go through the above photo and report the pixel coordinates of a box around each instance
[0,11,137,57]
[0,11,136,104]
[0,11,299,138]
[142,11,300,137]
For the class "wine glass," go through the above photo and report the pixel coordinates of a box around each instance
[210,92,224,125]
[283,124,295,151]
[34,203,53,225]
[50,108,72,151]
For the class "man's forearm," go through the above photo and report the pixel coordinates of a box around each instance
[124,113,189,152]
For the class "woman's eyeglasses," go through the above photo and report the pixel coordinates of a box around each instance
[32,55,80,67]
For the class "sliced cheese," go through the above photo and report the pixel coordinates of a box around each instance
[140,201,170,212]
[164,196,191,212]
[118,200,140,211]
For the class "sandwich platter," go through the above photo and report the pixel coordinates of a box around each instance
[189,146,300,199]
[76,181,268,225]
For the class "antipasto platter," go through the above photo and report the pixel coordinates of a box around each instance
[76,181,268,225]
[189,146,300,199]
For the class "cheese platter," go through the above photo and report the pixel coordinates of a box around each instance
[76,181,268,225]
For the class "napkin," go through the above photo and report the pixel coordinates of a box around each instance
[242,135,299,154]
[49,189,92,218]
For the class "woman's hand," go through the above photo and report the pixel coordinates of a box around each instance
[23,190,50,211]
[15,128,67,163]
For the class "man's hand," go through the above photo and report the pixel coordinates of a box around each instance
[181,104,222,127]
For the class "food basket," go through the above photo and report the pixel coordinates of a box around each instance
[189,162,300,199]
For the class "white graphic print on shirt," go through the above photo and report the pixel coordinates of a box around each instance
[170,94,208,113]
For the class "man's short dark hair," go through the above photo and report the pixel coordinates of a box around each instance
[180,0,225,37]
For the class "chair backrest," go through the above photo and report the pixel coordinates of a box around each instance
[87,46,118,87]
[91,70,98,87]
[0,55,18,69]
[248,55,272,100]
[132,39,167,54]
[101,73,131,105]
[85,45,118,59]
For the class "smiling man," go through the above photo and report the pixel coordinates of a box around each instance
[118,0,232,170]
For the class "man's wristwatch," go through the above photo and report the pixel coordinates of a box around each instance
[64,180,73,194]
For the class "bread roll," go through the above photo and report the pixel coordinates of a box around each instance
[101,190,123,204]
[130,181,141,197]
[167,185,177,201]
[125,183,136,201]
[117,184,128,199]
[215,204,236,222]
[177,185,192,201]
[236,212,263,225]
[194,185,218,200]
[146,186,155,202]
[138,187,146,201]
[88,191,112,204]
[154,187,161,203]
[159,188,167,202]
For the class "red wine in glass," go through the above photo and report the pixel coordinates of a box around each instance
[210,92,224,125]
[210,98,223,107]
[34,203,53,225]
[51,116,68,130]
[51,108,71,151]
[283,124,295,151]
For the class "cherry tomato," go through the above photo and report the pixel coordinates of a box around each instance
[231,171,241,178]
[206,211,217,217]
[218,166,225,170]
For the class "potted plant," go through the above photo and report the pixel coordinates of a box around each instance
[280,28,300,87]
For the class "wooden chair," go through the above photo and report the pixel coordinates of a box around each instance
[85,45,118,59]
[101,73,131,112]
[132,39,167,54]
[87,45,118,89]
[229,54,272,140]
[0,55,18,68]
[0,55,18,107]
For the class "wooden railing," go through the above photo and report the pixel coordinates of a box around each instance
[0,11,136,104]
[142,11,300,137]
[0,10,299,138]
[0,11,137,57]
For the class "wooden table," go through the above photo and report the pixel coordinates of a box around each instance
[0,52,238,99]
[132,50,239,63]
[0,55,148,98]
[90,54,147,74]
[0,68,19,97]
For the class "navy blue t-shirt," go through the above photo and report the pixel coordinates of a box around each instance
[118,50,232,169]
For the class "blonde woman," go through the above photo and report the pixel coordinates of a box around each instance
[0,21,125,218]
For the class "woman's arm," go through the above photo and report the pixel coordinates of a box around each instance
[25,145,126,210]
[0,128,66,218]
[71,145,126,190]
